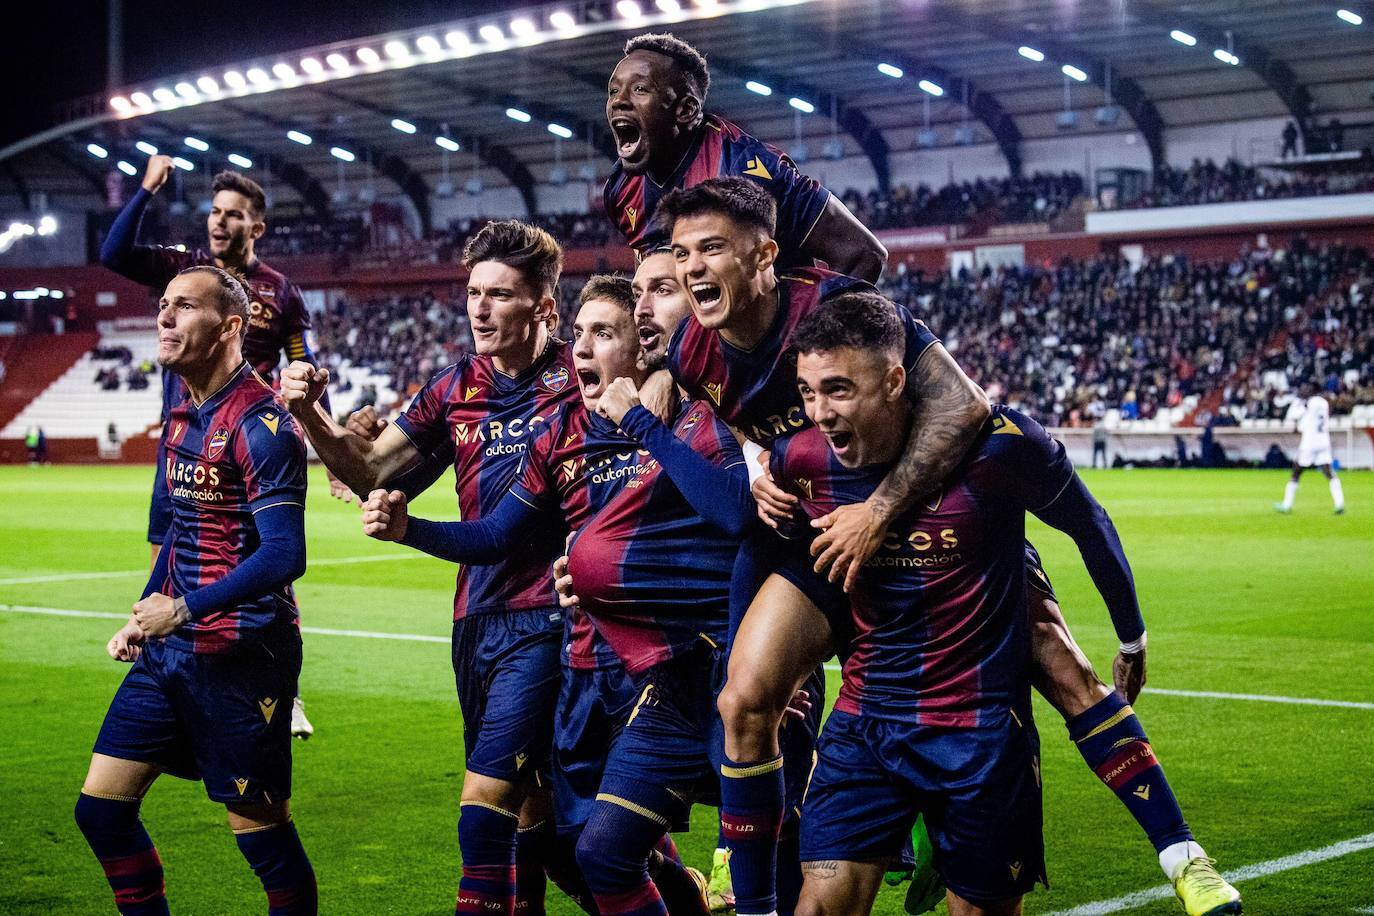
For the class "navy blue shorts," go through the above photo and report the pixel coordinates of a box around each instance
[451,610,563,783]
[147,440,172,544]
[801,708,1046,906]
[597,642,727,829]
[1024,541,1057,603]
[551,662,637,836]
[732,526,852,648]
[93,627,302,804]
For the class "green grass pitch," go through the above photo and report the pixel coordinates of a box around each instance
[1,464,1371,914]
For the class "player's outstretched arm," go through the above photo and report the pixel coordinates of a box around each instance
[364,488,542,565]
[800,196,888,284]
[811,343,990,591]
[99,156,178,282]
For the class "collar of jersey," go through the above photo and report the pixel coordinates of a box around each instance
[718,280,791,357]
[648,118,710,190]
[490,336,561,391]
[188,360,250,412]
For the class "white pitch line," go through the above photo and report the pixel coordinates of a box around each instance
[1045,831,1374,915]
[0,552,426,586]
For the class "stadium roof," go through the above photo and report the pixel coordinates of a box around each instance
[4,0,1372,227]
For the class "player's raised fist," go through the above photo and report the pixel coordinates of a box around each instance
[106,618,147,663]
[142,155,176,194]
[598,376,641,426]
[345,405,387,441]
[362,489,409,541]
[279,361,329,414]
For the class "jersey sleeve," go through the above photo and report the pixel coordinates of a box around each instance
[747,140,831,252]
[989,410,1076,512]
[689,410,747,470]
[393,363,461,455]
[896,303,940,375]
[281,283,315,363]
[100,187,195,289]
[510,417,560,509]
[236,407,308,513]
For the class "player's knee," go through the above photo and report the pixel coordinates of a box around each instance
[75,792,136,841]
[718,673,788,732]
[574,818,637,892]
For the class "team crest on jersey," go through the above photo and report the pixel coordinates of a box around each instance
[542,366,570,392]
[680,411,702,430]
[626,206,638,231]
[206,427,230,460]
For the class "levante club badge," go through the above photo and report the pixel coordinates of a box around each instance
[542,366,570,392]
[206,427,230,460]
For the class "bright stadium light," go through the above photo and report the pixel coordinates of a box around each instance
[326,53,351,71]
[330,147,355,162]
[1062,64,1088,82]
[416,34,442,55]
[1337,8,1363,25]
[197,75,219,93]
[171,157,194,171]
[918,79,944,96]
[287,130,313,145]
[617,0,643,18]
[223,71,246,89]
[506,107,532,122]
[479,24,505,43]
[657,0,682,13]
[789,97,815,113]
[745,80,772,96]
[247,68,271,86]
[384,40,411,61]
[509,17,536,37]
[300,57,324,75]
[446,30,471,49]
[1170,29,1197,46]
[357,46,381,65]
[135,141,158,155]
[1018,46,1045,62]
[227,153,253,169]
[87,143,108,159]
[152,87,176,103]
[877,63,904,78]
[37,216,56,235]
[184,137,209,151]
[1213,48,1240,65]
[391,118,417,134]
[435,135,461,151]
[547,122,574,138]
[130,91,153,108]
[110,96,131,112]
[116,160,137,176]
[175,82,198,99]
[49,290,64,299]
[695,0,720,7]
[549,10,576,30]
[272,62,296,80]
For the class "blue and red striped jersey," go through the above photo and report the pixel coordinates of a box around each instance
[515,400,743,676]
[394,340,577,620]
[155,361,307,654]
[770,407,1074,727]
[603,114,830,267]
[667,268,939,446]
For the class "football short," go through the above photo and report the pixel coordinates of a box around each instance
[452,609,563,782]
[1298,443,1333,467]
[146,441,172,545]
[597,641,727,828]
[93,625,302,804]
[801,707,1046,906]
[732,525,851,650]
[1023,540,1058,603]
[551,661,638,836]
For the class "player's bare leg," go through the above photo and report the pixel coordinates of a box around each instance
[794,859,885,916]
[76,755,168,915]
[1027,594,1110,718]
[945,891,1023,916]
[226,799,318,914]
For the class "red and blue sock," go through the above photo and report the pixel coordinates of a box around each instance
[456,802,519,915]
[232,820,317,915]
[719,755,784,915]
[74,793,169,916]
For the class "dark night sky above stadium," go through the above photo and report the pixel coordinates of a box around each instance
[4,1,540,149]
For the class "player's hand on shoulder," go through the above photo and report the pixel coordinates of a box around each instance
[142,155,175,194]
[1112,647,1147,704]
[598,377,641,427]
[279,361,329,414]
[553,554,579,608]
[638,370,676,424]
[345,405,387,441]
[751,452,798,529]
[132,593,187,638]
[362,489,409,541]
[107,617,147,663]
[811,500,887,593]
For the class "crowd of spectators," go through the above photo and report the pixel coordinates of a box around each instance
[1126,158,1374,209]
[95,356,154,392]
[841,171,1086,230]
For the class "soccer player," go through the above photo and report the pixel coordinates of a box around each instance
[77,265,316,915]
[101,155,324,738]
[777,292,1240,916]
[361,275,752,914]
[1275,381,1345,514]
[605,33,886,282]
[281,221,573,915]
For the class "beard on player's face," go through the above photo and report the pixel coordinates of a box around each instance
[633,255,692,368]
[206,191,259,264]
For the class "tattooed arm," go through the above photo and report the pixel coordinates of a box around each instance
[810,342,989,590]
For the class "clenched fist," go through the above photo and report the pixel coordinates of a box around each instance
[279,360,330,415]
[143,155,175,194]
[362,489,409,542]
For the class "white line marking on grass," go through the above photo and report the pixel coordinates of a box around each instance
[0,552,426,586]
[0,605,449,643]
[1144,687,1374,710]
[1045,832,1374,915]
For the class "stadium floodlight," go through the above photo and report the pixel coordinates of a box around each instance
[171,157,194,171]
[1337,8,1362,25]
[135,141,158,155]
[130,91,153,108]
[287,130,313,145]
[300,57,324,75]
[37,215,56,235]
[87,143,108,159]
[435,135,461,151]
[247,68,271,86]
[506,107,532,122]
[549,10,576,30]
[547,122,574,138]
[384,40,410,60]
[510,17,536,37]
[657,0,682,13]
[152,87,176,103]
[479,24,505,43]
[50,290,64,299]
[223,70,246,89]
[197,76,219,93]
[1018,46,1045,62]
[116,160,138,176]
[877,63,904,78]
[391,118,417,134]
[330,147,355,162]
[326,53,350,71]
[356,46,381,65]
[695,0,720,7]
[1213,48,1240,65]
[1061,64,1088,82]
[918,79,944,96]
[789,97,815,113]
[175,82,198,99]
[272,63,296,80]
[184,137,209,151]
[745,80,772,96]
[617,0,643,19]
[110,96,131,112]
[416,34,442,55]
[227,153,253,169]
[446,30,471,49]
[1170,29,1197,46]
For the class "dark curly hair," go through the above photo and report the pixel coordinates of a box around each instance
[791,290,906,362]
[624,32,710,103]
[656,176,777,239]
